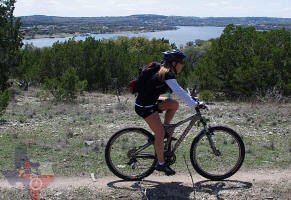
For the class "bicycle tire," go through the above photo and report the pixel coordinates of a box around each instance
[190,126,245,181]
[105,128,157,181]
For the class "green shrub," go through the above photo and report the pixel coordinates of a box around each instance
[194,25,291,98]
[0,90,10,117]
[199,90,215,102]
[44,67,87,102]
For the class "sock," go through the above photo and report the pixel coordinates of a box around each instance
[158,161,165,165]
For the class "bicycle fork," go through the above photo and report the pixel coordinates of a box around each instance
[204,129,221,156]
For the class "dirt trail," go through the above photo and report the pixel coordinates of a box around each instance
[1,169,290,199]
[1,169,290,190]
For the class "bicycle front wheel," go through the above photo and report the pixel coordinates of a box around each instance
[190,126,245,180]
[105,128,157,181]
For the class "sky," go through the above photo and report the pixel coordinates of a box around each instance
[14,0,291,18]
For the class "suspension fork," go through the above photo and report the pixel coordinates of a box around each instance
[201,118,221,156]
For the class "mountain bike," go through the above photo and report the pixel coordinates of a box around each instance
[105,97,245,181]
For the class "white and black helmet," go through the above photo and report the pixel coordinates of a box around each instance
[162,49,186,63]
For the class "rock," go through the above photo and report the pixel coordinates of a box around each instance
[91,173,97,182]
[73,132,80,136]
[54,192,63,196]
[67,131,80,138]
[85,141,94,146]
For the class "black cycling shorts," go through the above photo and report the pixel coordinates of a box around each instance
[135,101,163,119]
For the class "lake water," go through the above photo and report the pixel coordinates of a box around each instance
[23,26,225,48]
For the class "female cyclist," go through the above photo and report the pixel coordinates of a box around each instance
[135,49,198,176]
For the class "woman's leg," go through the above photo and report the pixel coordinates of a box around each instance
[144,110,176,175]
[144,112,165,162]
[158,97,179,124]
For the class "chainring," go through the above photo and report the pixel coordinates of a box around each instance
[165,152,176,165]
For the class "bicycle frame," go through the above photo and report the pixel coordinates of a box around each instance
[164,109,208,155]
[132,108,211,159]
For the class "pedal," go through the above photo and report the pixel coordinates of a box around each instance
[126,158,137,165]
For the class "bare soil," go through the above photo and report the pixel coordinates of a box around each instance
[1,169,290,199]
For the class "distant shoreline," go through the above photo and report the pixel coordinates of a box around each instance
[21,14,291,40]
[24,33,86,40]
[23,28,178,40]
[22,26,226,48]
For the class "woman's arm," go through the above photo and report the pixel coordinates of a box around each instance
[165,79,197,108]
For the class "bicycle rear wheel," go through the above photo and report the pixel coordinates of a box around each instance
[190,126,245,180]
[105,128,157,181]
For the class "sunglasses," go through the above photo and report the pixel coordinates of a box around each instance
[178,60,184,65]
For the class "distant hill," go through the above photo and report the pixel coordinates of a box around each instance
[20,14,291,29]
[19,15,291,39]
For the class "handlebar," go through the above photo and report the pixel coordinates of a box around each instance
[187,89,209,111]
[192,96,209,111]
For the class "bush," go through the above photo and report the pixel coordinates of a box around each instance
[0,90,10,117]
[194,25,291,98]
[44,67,87,102]
[199,90,215,102]
[255,87,287,103]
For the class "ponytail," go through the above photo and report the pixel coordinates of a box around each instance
[158,64,170,82]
